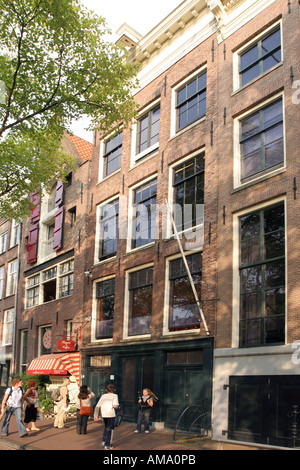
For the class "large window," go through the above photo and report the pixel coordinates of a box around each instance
[239,26,281,87]
[7,259,18,296]
[128,267,153,336]
[168,253,202,332]
[240,98,283,180]
[176,71,206,131]
[103,131,122,177]
[3,309,14,345]
[172,153,204,232]
[26,258,74,307]
[239,202,285,347]
[95,278,115,339]
[98,198,119,260]
[137,105,160,154]
[131,179,157,249]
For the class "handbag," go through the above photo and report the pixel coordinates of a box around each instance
[79,399,93,416]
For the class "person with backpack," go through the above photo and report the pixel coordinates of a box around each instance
[1,378,30,437]
[53,377,71,429]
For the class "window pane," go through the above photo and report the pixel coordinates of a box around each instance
[263,50,281,72]
[240,44,258,71]
[263,100,282,128]
[241,113,260,140]
[129,285,152,336]
[241,64,260,86]
[242,149,262,179]
[261,28,281,56]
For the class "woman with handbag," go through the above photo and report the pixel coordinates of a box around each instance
[76,385,95,434]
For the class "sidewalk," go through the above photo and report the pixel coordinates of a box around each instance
[0,416,266,451]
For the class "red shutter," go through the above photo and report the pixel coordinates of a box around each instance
[54,180,64,207]
[30,191,40,224]
[53,207,64,251]
[25,223,39,263]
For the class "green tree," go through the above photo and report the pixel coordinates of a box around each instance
[0,0,138,219]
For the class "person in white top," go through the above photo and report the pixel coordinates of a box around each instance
[94,384,119,450]
[1,378,29,437]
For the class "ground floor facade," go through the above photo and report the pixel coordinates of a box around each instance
[82,337,214,430]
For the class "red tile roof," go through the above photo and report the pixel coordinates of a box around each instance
[67,134,93,161]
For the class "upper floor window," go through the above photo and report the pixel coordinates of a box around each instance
[103,131,123,177]
[0,266,4,299]
[172,152,205,233]
[137,105,160,154]
[239,202,285,347]
[0,232,8,254]
[240,98,284,181]
[3,309,14,345]
[97,198,119,261]
[10,220,20,248]
[127,266,153,337]
[237,24,282,89]
[95,278,115,339]
[167,252,202,332]
[176,71,206,132]
[7,259,17,296]
[131,178,157,250]
[25,258,74,308]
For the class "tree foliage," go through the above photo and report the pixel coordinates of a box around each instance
[0,0,138,219]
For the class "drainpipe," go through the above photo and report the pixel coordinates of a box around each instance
[12,221,22,375]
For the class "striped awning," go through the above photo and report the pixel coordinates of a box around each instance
[27,352,80,384]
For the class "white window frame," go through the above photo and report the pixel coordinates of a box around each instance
[233,92,286,190]
[163,251,201,337]
[130,98,160,166]
[10,219,20,248]
[233,20,283,92]
[25,257,74,308]
[123,263,153,341]
[0,232,8,254]
[127,175,157,253]
[98,128,123,182]
[166,149,205,243]
[91,274,115,344]
[232,196,287,348]
[94,195,119,265]
[6,259,18,297]
[170,65,207,138]
[3,308,14,346]
[0,266,4,299]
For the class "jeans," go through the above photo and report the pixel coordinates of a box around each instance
[136,409,151,431]
[76,411,89,434]
[1,406,27,436]
[102,417,115,447]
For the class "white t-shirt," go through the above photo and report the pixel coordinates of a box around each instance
[96,393,119,418]
[5,386,24,408]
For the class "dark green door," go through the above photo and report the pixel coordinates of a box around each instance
[120,355,155,422]
[86,366,111,408]
[228,375,300,447]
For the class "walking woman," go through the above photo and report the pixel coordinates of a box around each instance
[76,385,95,434]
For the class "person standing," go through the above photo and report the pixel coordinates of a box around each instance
[76,385,95,434]
[134,388,158,434]
[24,378,40,432]
[1,378,29,437]
[53,377,71,429]
[94,384,119,450]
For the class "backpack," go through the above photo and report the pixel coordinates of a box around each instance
[114,405,123,427]
[51,387,62,402]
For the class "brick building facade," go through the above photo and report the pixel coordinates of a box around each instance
[0,0,300,448]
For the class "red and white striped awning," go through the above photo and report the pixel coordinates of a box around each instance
[27,352,80,384]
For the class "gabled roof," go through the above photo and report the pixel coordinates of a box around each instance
[67,133,93,161]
